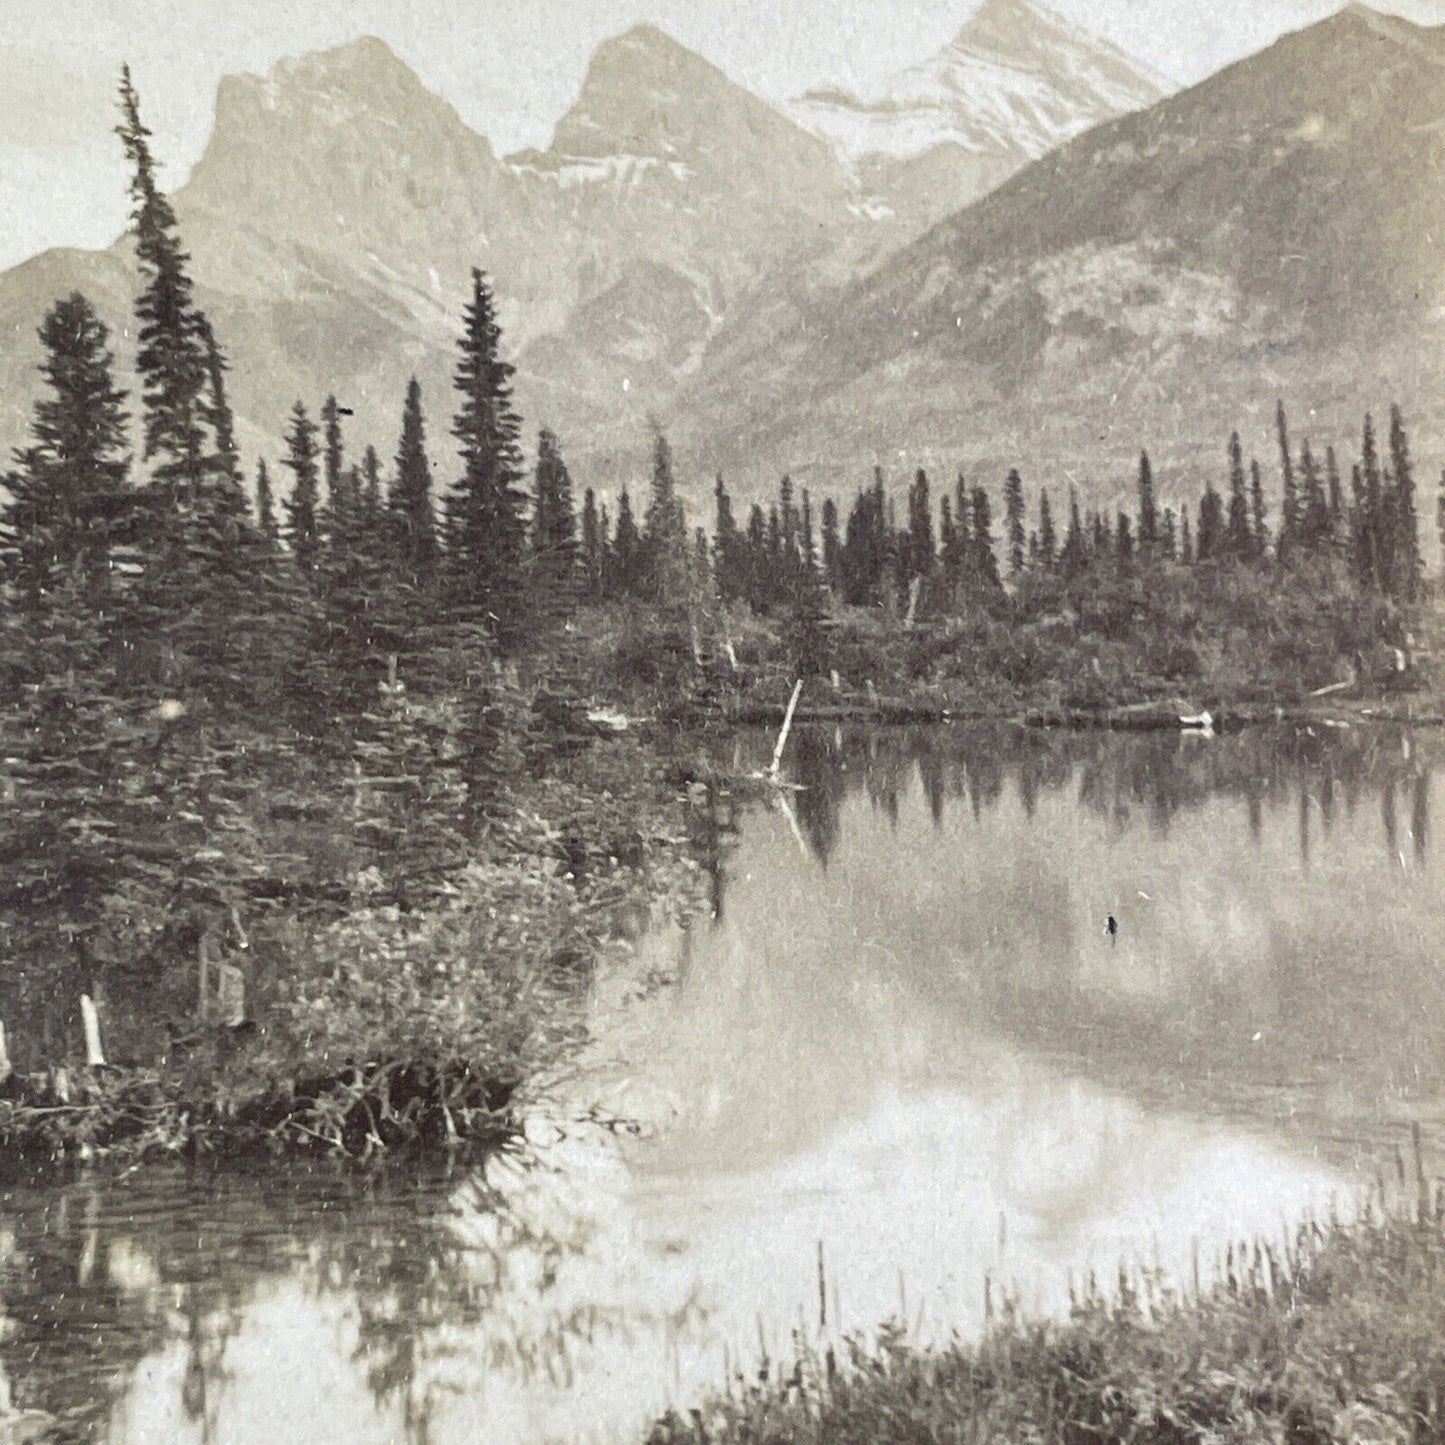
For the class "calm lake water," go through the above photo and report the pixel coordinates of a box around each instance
[4,723,1445,1443]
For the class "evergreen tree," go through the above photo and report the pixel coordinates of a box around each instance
[1249,460,1268,557]
[1326,446,1344,536]
[255,458,278,543]
[1003,468,1026,576]
[198,316,241,488]
[1162,507,1177,561]
[951,477,972,579]
[778,474,798,562]
[610,487,641,598]
[389,377,438,592]
[970,486,1000,593]
[281,401,321,573]
[642,428,688,607]
[1136,451,1158,559]
[712,474,743,603]
[1350,462,1372,590]
[693,526,711,591]
[321,394,349,523]
[1094,511,1114,563]
[2,293,131,606]
[1388,404,1422,603]
[1225,432,1252,559]
[443,268,528,645]
[581,488,604,601]
[820,497,841,593]
[1180,511,1193,565]
[316,421,399,718]
[1060,487,1086,576]
[907,468,935,585]
[800,489,818,575]
[1276,401,1298,561]
[1115,510,1134,569]
[1197,482,1224,562]
[596,501,612,596]
[768,505,787,605]
[1299,439,1330,550]
[840,478,887,606]
[939,495,957,581]
[1361,413,1384,589]
[115,67,210,500]
[531,427,578,610]
[1037,487,1057,569]
[359,446,383,529]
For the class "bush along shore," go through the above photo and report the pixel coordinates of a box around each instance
[0,715,734,1164]
[648,1168,1445,1445]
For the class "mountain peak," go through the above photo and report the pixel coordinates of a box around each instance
[946,0,1173,94]
[257,34,431,103]
[184,34,497,219]
[603,23,705,60]
[542,22,832,175]
[789,0,1166,167]
[1328,1,1426,40]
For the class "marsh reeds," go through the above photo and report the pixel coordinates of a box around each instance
[649,1132,1445,1445]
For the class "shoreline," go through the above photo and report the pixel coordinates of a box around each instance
[4,683,1436,1168]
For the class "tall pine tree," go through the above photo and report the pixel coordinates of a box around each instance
[443,268,528,646]
[642,428,689,607]
[531,427,578,612]
[2,293,131,607]
[116,67,210,501]
[1003,468,1026,576]
[1225,432,1252,559]
[281,402,321,573]
[1136,451,1158,560]
[390,377,438,593]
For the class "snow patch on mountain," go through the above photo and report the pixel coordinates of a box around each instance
[790,0,1170,163]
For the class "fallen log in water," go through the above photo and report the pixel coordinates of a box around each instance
[726,699,950,726]
[1023,704,1217,732]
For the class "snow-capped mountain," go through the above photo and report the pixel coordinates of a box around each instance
[792,0,1169,218]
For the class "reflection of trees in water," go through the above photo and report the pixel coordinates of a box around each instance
[750,723,1437,872]
[0,1166,518,1445]
[746,723,1445,1133]
[790,731,846,869]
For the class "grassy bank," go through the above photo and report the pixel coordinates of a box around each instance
[649,1190,1445,1445]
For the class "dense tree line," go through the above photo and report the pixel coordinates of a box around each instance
[688,405,1423,625]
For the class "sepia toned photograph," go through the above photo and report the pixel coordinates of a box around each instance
[3,0,1445,1440]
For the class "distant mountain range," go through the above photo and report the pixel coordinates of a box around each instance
[2,3,1437,518]
[0,0,1166,504]
[684,3,1445,504]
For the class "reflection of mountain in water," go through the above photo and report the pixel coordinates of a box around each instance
[713,724,1445,1174]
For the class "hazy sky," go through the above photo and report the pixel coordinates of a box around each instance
[2,0,1442,269]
